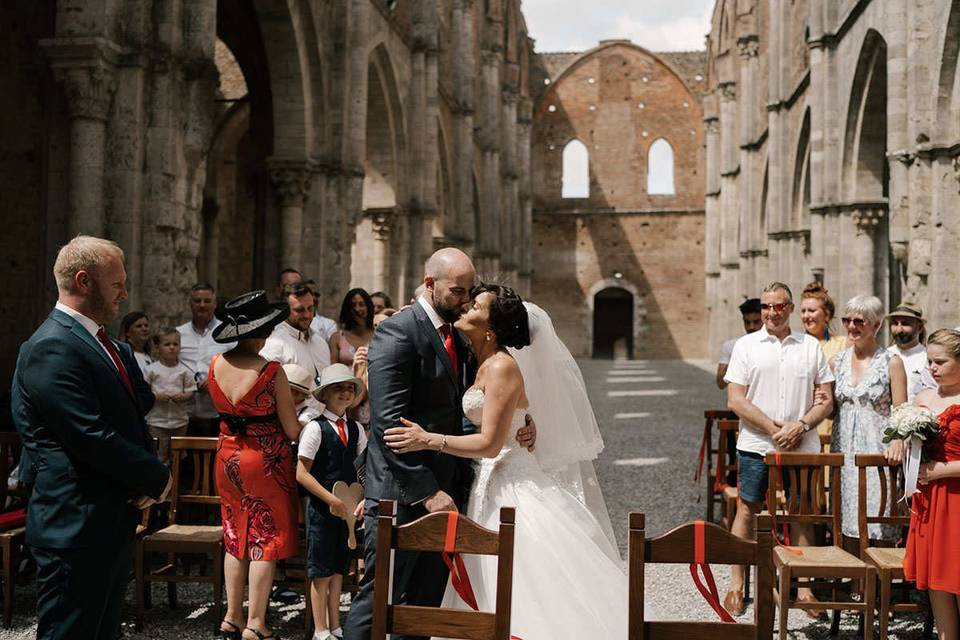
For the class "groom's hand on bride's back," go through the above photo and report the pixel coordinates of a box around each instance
[517,414,537,452]
[424,490,457,513]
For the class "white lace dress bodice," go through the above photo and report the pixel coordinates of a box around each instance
[440,388,634,638]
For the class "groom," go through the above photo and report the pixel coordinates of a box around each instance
[345,248,534,640]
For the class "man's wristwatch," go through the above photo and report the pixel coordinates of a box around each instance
[799,419,812,432]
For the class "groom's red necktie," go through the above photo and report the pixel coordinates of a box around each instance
[96,327,134,396]
[439,323,458,373]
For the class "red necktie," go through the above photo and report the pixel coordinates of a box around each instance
[96,327,134,396]
[439,324,459,373]
[336,418,348,447]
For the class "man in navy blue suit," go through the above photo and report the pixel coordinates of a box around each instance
[11,235,171,639]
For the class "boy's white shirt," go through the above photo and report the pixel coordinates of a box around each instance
[298,408,368,462]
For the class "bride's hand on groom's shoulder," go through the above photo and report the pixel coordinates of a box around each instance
[384,417,434,454]
[517,414,537,452]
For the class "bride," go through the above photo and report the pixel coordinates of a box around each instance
[384,283,629,638]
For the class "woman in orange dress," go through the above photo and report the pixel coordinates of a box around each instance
[209,291,302,640]
[904,328,960,640]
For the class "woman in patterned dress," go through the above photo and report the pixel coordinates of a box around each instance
[905,329,960,640]
[831,295,907,544]
[209,291,303,640]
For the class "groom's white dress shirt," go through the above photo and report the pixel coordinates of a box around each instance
[417,295,447,335]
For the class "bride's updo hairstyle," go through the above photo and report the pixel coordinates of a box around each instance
[470,283,531,349]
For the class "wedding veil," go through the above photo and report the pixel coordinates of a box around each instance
[508,302,620,560]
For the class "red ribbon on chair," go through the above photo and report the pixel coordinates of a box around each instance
[441,511,523,640]
[695,421,711,482]
[770,452,803,556]
[688,520,736,623]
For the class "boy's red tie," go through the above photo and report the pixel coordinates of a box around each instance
[336,418,348,447]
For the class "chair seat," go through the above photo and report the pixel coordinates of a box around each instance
[774,545,866,569]
[145,524,223,545]
[864,546,905,571]
[722,486,738,500]
[0,526,26,541]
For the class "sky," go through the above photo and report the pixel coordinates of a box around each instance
[522,0,715,53]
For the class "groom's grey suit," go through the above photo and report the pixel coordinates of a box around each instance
[344,300,472,640]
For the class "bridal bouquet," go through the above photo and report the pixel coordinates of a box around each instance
[882,404,941,499]
[882,404,940,451]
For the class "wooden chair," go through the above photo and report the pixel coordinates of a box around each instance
[135,437,224,631]
[765,452,876,640]
[628,512,774,639]
[700,410,738,522]
[855,454,927,640]
[715,419,740,531]
[370,499,515,640]
[0,433,27,627]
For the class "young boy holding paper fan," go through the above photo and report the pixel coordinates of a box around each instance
[296,363,367,640]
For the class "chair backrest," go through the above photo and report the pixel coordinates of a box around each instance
[0,432,23,506]
[854,453,910,554]
[371,499,515,640]
[764,452,843,541]
[169,437,220,524]
[628,513,774,639]
[715,419,739,489]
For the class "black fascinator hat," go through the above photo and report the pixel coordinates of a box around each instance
[212,290,289,343]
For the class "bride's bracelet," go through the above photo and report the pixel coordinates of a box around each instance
[437,434,448,452]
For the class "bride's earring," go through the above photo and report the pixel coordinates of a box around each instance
[485,332,492,342]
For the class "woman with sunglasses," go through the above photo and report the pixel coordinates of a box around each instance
[831,295,908,548]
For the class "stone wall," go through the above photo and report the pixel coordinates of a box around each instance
[530,41,708,359]
[704,0,960,349]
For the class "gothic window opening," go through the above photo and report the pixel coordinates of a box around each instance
[561,139,589,199]
[647,138,675,195]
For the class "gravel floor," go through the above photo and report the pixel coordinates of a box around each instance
[0,358,931,639]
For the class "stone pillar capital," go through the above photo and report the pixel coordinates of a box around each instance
[368,209,395,241]
[737,35,760,59]
[268,159,313,207]
[42,37,121,121]
[852,207,885,231]
[719,82,737,101]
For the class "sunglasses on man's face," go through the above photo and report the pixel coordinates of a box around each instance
[841,317,867,328]
[760,302,791,313]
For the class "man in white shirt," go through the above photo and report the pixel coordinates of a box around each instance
[177,283,233,435]
[723,282,835,616]
[716,298,763,389]
[887,302,937,402]
[261,282,332,375]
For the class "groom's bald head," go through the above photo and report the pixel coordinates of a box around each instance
[423,248,475,322]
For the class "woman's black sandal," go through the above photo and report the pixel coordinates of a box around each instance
[218,620,242,640]
[244,628,280,640]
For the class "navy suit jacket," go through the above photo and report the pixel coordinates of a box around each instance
[363,303,473,507]
[11,309,169,549]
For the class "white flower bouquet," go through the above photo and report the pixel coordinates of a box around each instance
[883,404,941,499]
[882,404,940,454]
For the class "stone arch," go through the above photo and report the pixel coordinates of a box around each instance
[586,277,646,360]
[647,138,675,195]
[362,44,405,210]
[792,108,811,228]
[561,139,589,198]
[843,29,888,201]
[935,0,960,138]
[434,117,453,241]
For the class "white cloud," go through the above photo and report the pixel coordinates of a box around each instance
[524,0,714,52]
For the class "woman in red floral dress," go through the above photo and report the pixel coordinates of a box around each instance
[904,329,960,640]
[209,291,302,640]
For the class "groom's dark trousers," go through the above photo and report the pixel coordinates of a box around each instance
[11,308,170,639]
[345,301,472,640]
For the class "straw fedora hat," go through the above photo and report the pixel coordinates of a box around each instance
[282,363,316,395]
[312,363,364,404]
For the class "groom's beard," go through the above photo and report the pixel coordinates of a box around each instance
[433,293,461,323]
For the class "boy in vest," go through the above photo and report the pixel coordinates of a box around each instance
[296,363,367,640]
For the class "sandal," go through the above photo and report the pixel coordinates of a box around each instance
[244,628,281,640]
[218,620,242,640]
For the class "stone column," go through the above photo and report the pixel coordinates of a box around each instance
[852,207,884,295]
[268,160,313,272]
[516,97,533,296]
[49,55,117,238]
[370,210,394,293]
[450,0,476,246]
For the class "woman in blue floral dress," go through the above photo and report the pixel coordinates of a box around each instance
[831,295,907,541]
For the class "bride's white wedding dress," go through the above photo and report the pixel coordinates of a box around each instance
[438,387,629,638]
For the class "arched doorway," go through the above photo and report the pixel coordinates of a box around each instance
[593,287,634,359]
